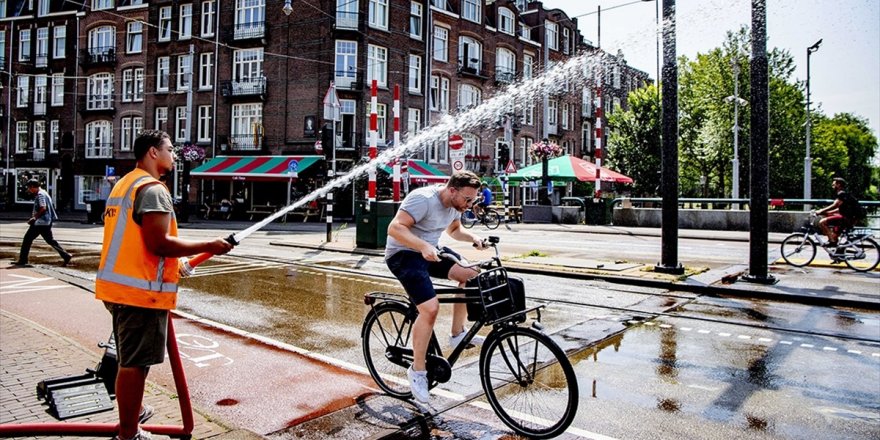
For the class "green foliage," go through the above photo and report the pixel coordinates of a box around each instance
[606,84,661,196]
[811,113,878,199]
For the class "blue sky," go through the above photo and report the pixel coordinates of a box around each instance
[545,0,880,142]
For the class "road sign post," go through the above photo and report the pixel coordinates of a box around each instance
[449,134,465,173]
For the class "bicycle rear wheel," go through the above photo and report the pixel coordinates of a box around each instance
[780,233,817,267]
[479,327,578,439]
[362,302,414,398]
[484,209,501,230]
[461,210,477,229]
[844,237,880,272]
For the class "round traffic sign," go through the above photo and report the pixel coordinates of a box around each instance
[449,134,464,150]
[453,160,464,170]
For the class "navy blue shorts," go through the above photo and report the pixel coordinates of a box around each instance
[386,247,461,305]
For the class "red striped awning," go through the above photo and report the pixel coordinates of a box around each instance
[380,159,448,183]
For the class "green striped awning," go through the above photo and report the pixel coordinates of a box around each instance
[190,156,322,181]
[379,159,448,183]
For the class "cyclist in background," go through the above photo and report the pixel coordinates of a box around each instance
[473,182,493,218]
[816,177,860,252]
[385,171,486,403]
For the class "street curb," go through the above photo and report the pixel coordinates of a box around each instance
[269,241,880,311]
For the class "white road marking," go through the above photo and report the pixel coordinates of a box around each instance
[0,273,68,295]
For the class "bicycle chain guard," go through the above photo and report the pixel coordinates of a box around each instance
[426,354,452,384]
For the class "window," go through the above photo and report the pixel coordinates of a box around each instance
[409,2,422,39]
[157,57,170,91]
[179,4,193,39]
[498,8,514,34]
[548,99,558,125]
[582,122,592,154]
[523,54,534,80]
[127,21,143,53]
[133,68,144,101]
[133,117,143,144]
[496,48,515,82]
[88,26,115,55]
[408,54,421,93]
[35,28,48,67]
[34,76,47,115]
[159,7,172,41]
[231,103,263,149]
[336,0,358,29]
[613,65,621,88]
[561,103,570,130]
[582,88,593,116]
[235,0,265,37]
[612,97,621,113]
[199,52,214,89]
[34,121,46,151]
[232,48,263,91]
[462,0,480,23]
[562,27,570,54]
[407,108,420,137]
[520,23,530,40]
[201,1,216,37]
[16,76,29,107]
[38,0,51,16]
[0,32,5,69]
[19,29,30,61]
[545,21,558,51]
[175,107,187,141]
[524,101,534,126]
[432,0,447,9]
[458,84,481,109]
[429,75,449,112]
[519,137,532,166]
[51,74,64,106]
[514,0,527,12]
[198,106,212,141]
[92,0,113,10]
[155,107,168,131]
[49,120,60,153]
[85,120,113,158]
[369,0,388,30]
[367,44,387,88]
[16,122,28,153]
[427,138,447,163]
[458,36,481,73]
[87,73,114,110]
[433,27,448,62]
[365,102,386,142]
[177,54,193,90]
[334,40,357,88]
[121,117,132,152]
[464,134,479,158]
[122,69,134,101]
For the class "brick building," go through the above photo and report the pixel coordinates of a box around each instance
[1,0,648,217]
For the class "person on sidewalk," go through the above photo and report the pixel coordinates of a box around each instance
[95,130,234,440]
[385,170,487,403]
[10,179,72,267]
[816,177,860,254]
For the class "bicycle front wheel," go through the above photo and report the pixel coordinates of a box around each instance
[483,209,501,230]
[461,210,477,229]
[362,302,414,398]
[780,233,817,267]
[844,237,880,272]
[479,327,578,439]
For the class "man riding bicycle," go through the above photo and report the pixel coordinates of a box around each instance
[472,182,493,218]
[816,177,860,252]
[385,171,487,402]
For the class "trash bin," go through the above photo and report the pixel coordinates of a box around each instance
[585,198,612,225]
[356,200,401,248]
[86,200,106,224]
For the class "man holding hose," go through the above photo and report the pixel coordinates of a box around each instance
[95,130,233,440]
[385,170,487,403]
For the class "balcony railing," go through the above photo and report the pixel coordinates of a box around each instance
[35,53,49,68]
[335,11,359,29]
[79,96,115,113]
[334,71,364,91]
[227,134,264,151]
[220,77,266,99]
[495,69,515,84]
[457,61,489,79]
[84,142,113,159]
[228,21,266,41]
[80,47,117,68]
[32,149,46,161]
[34,101,47,115]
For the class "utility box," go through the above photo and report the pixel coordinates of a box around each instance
[585,198,612,225]
[355,200,401,248]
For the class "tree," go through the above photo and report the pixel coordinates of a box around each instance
[606,84,661,196]
[810,113,878,199]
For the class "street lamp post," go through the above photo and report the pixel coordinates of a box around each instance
[641,0,660,83]
[725,60,747,209]
[804,38,822,210]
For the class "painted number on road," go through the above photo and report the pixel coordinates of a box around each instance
[176,333,234,368]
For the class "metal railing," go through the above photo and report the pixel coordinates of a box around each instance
[220,77,266,98]
[227,134,263,151]
[229,21,266,40]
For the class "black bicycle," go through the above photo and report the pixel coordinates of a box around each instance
[361,237,578,439]
[460,207,501,230]
[780,213,880,272]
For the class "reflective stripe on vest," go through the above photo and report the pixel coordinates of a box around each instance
[96,172,179,308]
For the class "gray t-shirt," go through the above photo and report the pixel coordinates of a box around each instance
[133,183,174,226]
[384,185,459,259]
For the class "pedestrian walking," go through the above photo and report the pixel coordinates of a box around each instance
[94,130,234,440]
[10,179,72,267]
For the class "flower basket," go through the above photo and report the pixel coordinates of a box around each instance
[529,141,562,161]
[181,143,206,162]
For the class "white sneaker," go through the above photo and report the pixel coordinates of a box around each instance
[449,328,485,350]
[407,366,431,403]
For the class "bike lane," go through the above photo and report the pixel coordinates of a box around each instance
[0,266,376,436]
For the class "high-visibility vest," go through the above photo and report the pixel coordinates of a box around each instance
[95,168,180,310]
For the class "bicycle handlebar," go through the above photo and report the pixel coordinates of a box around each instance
[437,237,500,269]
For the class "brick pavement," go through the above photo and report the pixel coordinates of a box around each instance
[0,310,239,440]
